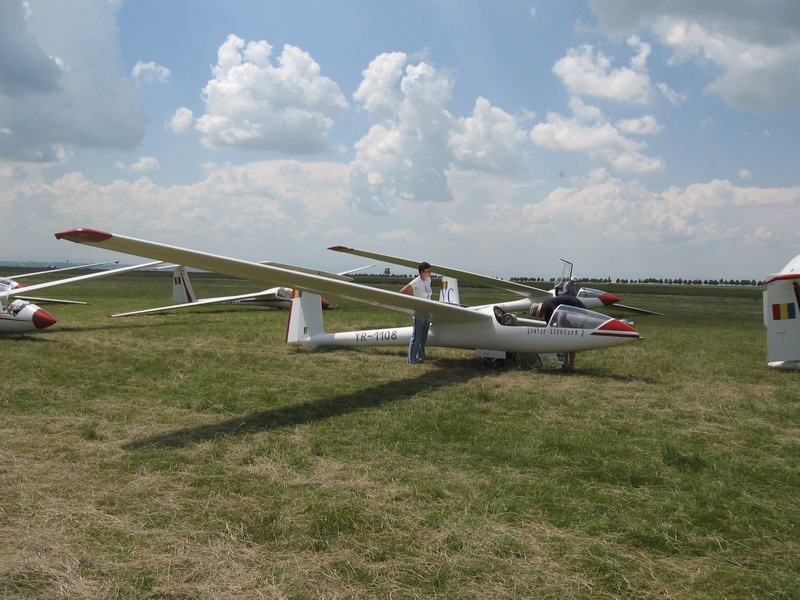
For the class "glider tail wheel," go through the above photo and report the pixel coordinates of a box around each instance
[484,357,506,368]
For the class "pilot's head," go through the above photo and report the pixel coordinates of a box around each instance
[530,302,544,318]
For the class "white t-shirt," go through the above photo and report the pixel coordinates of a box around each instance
[408,275,432,300]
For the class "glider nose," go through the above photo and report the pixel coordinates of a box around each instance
[599,292,621,306]
[32,308,57,329]
[595,318,641,339]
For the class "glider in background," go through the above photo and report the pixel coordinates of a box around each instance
[0,260,119,305]
[55,228,642,367]
[328,247,663,316]
[763,254,800,370]
[111,262,373,317]
[0,260,163,333]
[110,262,374,318]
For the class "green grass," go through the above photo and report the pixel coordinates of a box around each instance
[1,273,797,599]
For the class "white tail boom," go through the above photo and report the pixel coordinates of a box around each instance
[763,254,800,370]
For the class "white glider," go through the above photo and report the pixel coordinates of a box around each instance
[0,259,164,333]
[55,228,642,367]
[110,262,373,317]
[328,246,663,316]
[0,260,120,305]
[763,254,800,370]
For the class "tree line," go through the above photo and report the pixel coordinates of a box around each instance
[510,276,762,286]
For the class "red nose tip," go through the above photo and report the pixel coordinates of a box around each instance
[594,318,641,338]
[599,292,621,306]
[32,308,57,329]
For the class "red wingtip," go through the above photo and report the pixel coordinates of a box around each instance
[54,228,113,243]
[327,245,351,251]
[32,308,57,329]
[599,292,621,306]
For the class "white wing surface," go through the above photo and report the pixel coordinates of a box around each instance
[111,290,284,317]
[329,246,551,298]
[55,229,487,324]
[4,260,164,298]
[12,296,89,305]
[7,260,119,279]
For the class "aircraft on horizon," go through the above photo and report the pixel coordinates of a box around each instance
[0,260,164,334]
[54,228,642,368]
[328,247,663,316]
[763,253,800,370]
[109,262,374,318]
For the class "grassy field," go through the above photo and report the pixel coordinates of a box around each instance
[1,272,797,599]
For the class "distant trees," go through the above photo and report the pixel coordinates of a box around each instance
[510,276,761,287]
[360,274,763,287]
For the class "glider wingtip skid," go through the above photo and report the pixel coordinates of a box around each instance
[54,228,113,243]
[328,245,352,252]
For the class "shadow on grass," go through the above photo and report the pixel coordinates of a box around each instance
[123,360,489,450]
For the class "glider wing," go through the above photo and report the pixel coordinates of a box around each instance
[4,260,164,298]
[54,229,488,324]
[329,245,551,298]
[111,290,284,317]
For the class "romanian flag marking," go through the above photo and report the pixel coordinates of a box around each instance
[772,303,797,320]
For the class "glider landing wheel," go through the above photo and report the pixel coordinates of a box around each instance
[484,357,506,369]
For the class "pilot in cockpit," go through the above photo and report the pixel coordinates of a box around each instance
[531,295,586,324]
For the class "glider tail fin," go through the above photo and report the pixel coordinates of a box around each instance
[763,278,800,369]
[172,266,197,303]
[286,290,325,347]
[439,276,461,305]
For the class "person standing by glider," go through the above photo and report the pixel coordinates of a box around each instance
[400,262,433,364]
[563,277,577,296]
[531,295,586,369]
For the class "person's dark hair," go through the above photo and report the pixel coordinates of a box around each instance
[418,261,431,274]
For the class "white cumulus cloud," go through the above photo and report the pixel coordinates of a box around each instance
[168,107,194,134]
[589,0,800,111]
[194,34,348,153]
[449,97,530,174]
[347,53,529,214]
[0,0,146,163]
[552,37,654,104]
[530,97,665,173]
[131,60,170,83]
[130,156,160,172]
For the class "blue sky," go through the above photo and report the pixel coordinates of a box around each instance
[1,0,798,280]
